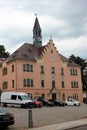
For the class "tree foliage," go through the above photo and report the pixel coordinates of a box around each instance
[0,45,10,58]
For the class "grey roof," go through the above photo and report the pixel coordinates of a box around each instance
[7,43,39,62]
[59,54,80,67]
[59,54,68,62]
[7,43,47,63]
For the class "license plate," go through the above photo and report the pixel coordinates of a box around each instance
[3,117,9,120]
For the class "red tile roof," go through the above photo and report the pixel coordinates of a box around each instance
[7,43,46,62]
[38,45,47,55]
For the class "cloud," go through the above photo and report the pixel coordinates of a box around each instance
[56,35,87,58]
[0,0,87,59]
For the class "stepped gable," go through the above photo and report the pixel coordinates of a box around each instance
[38,45,47,55]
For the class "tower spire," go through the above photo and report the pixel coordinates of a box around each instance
[33,15,42,48]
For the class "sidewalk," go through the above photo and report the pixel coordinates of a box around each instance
[28,118,87,130]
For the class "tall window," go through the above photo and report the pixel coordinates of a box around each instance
[71,81,78,88]
[12,80,14,88]
[52,80,55,88]
[62,93,65,101]
[31,79,33,87]
[2,67,7,75]
[40,66,44,73]
[42,93,45,99]
[27,78,30,86]
[61,68,64,75]
[41,80,44,87]
[12,65,14,72]
[51,67,55,74]
[61,81,65,88]
[3,81,8,90]
[73,93,78,100]
[70,69,77,76]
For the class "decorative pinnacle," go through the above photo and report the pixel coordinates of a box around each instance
[49,36,53,43]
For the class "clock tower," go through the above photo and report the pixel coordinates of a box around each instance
[33,16,42,48]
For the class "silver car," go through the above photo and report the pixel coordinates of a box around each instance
[65,99,80,106]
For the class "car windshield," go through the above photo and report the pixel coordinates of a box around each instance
[21,95,30,100]
[44,100,48,102]
[71,99,78,102]
[0,107,6,114]
[56,99,60,102]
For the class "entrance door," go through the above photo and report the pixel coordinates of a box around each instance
[52,93,56,99]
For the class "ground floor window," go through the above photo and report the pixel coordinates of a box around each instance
[62,93,65,101]
[73,93,78,100]
[52,93,56,99]
[41,93,45,99]
[2,81,8,90]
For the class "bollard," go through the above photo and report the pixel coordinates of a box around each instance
[28,109,33,128]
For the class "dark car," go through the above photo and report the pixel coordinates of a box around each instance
[0,107,15,129]
[48,99,65,107]
[32,99,42,108]
[37,99,54,106]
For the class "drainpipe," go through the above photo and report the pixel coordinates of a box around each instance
[15,60,17,92]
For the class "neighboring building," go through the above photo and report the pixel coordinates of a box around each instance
[0,17,83,102]
[82,60,87,103]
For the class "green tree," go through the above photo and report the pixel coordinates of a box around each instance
[0,45,10,58]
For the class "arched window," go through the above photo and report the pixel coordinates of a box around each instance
[62,93,65,101]
[41,93,45,99]
[73,93,78,100]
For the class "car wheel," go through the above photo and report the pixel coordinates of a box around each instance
[38,105,41,108]
[33,104,36,108]
[4,103,7,107]
[21,104,25,108]
[4,125,9,129]
[74,104,76,106]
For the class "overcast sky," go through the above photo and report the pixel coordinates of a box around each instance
[0,0,87,59]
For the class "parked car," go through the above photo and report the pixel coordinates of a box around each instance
[37,99,54,106]
[0,107,15,129]
[32,99,42,108]
[48,99,65,107]
[65,98,81,106]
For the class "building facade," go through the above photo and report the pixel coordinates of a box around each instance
[0,17,83,102]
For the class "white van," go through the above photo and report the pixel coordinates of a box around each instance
[0,92,34,108]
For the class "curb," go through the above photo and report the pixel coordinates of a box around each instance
[28,119,87,130]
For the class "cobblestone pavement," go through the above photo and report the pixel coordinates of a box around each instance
[5,103,87,130]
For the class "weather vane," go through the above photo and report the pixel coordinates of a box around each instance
[34,13,37,17]
[50,36,52,39]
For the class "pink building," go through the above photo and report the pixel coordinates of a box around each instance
[0,17,83,102]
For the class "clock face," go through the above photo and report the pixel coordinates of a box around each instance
[38,37,41,41]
